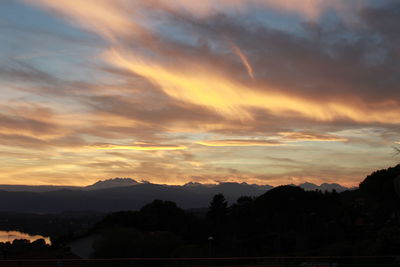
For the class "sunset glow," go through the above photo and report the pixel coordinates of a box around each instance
[0,0,399,187]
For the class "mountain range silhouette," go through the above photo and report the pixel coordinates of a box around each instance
[0,178,353,213]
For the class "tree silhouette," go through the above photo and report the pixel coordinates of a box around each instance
[207,194,228,225]
[140,200,187,233]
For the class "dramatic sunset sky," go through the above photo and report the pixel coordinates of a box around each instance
[0,0,399,186]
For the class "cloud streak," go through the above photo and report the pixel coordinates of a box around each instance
[229,42,255,81]
[197,139,285,147]
[88,142,187,151]
[279,132,347,142]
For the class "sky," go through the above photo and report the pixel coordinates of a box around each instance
[0,0,399,186]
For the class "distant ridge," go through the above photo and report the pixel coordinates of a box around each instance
[0,178,355,213]
[85,177,138,190]
[0,179,353,193]
[297,182,352,192]
[0,185,79,193]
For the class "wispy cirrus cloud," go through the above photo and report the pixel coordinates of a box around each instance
[197,139,285,147]
[279,131,347,142]
[88,142,187,151]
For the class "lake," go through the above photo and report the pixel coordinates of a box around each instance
[0,230,51,244]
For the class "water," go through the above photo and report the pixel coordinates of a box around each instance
[0,230,51,244]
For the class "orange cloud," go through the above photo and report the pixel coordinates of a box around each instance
[105,48,400,124]
[88,142,187,151]
[197,139,284,147]
[0,104,68,139]
[279,132,347,142]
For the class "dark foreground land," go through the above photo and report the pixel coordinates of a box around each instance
[1,256,400,267]
[1,165,400,265]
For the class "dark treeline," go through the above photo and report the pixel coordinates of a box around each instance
[81,165,400,258]
[0,211,104,238]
